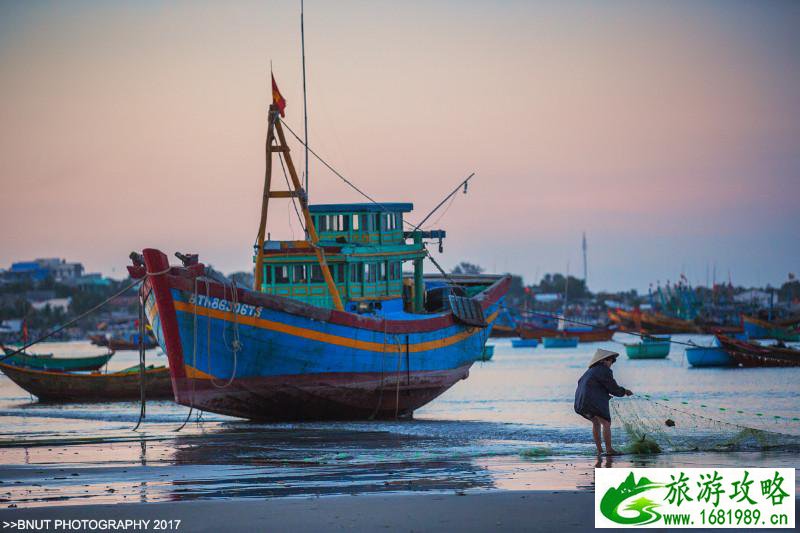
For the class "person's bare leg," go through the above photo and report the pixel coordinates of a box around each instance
[601,419,619,455]
[591,417,603,454]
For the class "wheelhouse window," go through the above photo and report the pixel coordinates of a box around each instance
[264,265,272,284]
[293,264,308,283]
[384,213,398,231]
[379,262,387,281]
[352,214,360,231]
[350,263,363,282]
[366,263,378,283]
[310,264,324,283]
[275,265,290,284]
[389,262,401,280]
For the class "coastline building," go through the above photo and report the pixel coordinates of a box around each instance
[1,258,84,283]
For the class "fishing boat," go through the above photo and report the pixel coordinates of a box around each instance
[519,325,615,343]
[481,345,495,361]
[608,308,639,331]
[716,335,800,367]
[741,315,800,342]
[132,97,510,421]
[511,338,538,348]
[608,308,700,334]
[695,317,743,335]
[0,362,173,401]
[89,333,158,351]
[542,336,579,349]
[624,340,670,359]
[489,307,518,338]
[685,344,734,367]
[0,346,114,372]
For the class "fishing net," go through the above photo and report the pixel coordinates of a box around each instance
[612,396,800,452]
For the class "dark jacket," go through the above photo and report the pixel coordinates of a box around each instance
[574,364,627,422]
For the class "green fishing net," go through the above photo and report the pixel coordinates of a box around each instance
[611,396,800,452]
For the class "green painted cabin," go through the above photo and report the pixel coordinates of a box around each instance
[254,203,442,313]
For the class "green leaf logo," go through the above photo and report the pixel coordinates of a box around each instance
[600,472,664,525]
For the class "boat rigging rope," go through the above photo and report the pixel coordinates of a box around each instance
[0,278,142,363]
[277,149,306,232]
[408,173,475,233]
[210,277,240,389]
[280,118,473,292]
[420,243,464,290]
[280,120,407,223]
[281,118,475,234]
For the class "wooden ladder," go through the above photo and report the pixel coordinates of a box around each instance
[253,104,344,311]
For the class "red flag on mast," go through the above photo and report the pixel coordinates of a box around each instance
[271,74,287,117]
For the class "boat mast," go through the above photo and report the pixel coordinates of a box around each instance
[301,0,309,201]
[581,232,587,288]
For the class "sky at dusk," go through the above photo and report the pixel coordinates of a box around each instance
[1,0,798,292]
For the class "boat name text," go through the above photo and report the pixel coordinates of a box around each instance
[187,295,262,317]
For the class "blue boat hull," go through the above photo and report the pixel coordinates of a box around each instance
[542,337,579,348]
[743,321,770,340]
[511,338,538,348]
[686,346,734,367]
[139,249,510,420]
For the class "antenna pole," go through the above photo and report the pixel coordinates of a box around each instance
[300,0,309,200]
[581,231,587,288]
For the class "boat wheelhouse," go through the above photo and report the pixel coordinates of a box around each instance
[256,202,443,315]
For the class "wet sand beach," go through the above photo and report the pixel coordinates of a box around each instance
[1,339,798,529]
[2,492,798,532]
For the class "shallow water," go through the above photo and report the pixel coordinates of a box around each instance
[0,337,798,507]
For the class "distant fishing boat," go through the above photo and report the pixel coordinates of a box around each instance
[716,335,800,367]
[608,308,700,334]
[624,340,670,359]
[542,336,579,349]
[132,93,509,421]
[89,333,158,351]
[511,338,538,348]
[695,318,743,335]
[519,325,615,343]
[0,346,114,372]
[741,315,800,342]
[685,344,734,367]
[0,362,172,401]
[481,345,495,361]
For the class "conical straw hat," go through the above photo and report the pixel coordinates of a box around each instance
[588,348,619,368]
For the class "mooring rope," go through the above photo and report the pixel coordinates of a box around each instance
[132,287,147,432]
[368,318,390,420]
[175,276,202,432]
[209,278,240,389]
